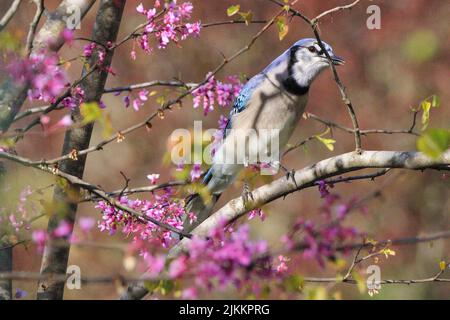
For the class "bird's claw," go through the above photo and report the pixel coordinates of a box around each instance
[241,181,254,207]
[286,169,297,187]
[280,164,297,187]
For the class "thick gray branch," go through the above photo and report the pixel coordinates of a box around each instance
[172,150,450,255]
[120,150,450,299]
[36,0,126,300]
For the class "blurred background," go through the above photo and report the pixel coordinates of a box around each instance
[0,0,449,299]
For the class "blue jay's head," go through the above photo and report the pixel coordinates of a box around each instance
[287,38,344,89]
[266,38,344,94]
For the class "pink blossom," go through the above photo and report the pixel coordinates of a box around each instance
[130,49,136,60]
[248,209,266,221]
[181,287,197,299]
[78,216,95,234]
[187,211,197,224]
[133,1,200,55]
[132,98,143,111]
[276,255,289,273]
[136,3,145,14]
[176,161,185,171]
[83,43,96,58]
[192,73,242,116]
[54,114,73,128]
[168,255,188,278]
[53,220,72,238]
[32,230,47,252]
[9,53,68,103]
[97,190,188,247]
[40,115,50,125]
[61,29,74,44]
[190,163,202,181]
[147,173,160,184]
[143,253,166,278]
[138,89,149,101]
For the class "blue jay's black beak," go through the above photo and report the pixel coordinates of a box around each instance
[332,55,345,66]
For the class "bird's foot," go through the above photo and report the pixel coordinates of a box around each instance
[279,163,298,187]
[241,181,254,207]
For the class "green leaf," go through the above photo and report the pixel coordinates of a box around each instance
[431,94,441,108]
[402,30,439,63]
[80,102,102,124]
[419,95,440,131]
[276,16,289,41]
[421,100,431,131]
[227,5,240,16]
[315,128,336,151]
[156,95,166,107]
[416,128,450,159]
[238,10,253,26]
[158,279,174,296]
[351,271,366,294]
[0,138,16,149]
[100,112,113,138]
[315,136,336,151]
[0,32,21,52]
[143,280,160,293]
[283,274,304,292]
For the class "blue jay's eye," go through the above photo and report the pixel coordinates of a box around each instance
[308,46,316,53]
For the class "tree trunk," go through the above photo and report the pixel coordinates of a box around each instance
[36,0,126,300]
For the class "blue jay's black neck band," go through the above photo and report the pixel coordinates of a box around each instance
[283,45,309,96]
[282,77,309,96]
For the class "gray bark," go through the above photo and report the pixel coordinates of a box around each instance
[0,247,12,300]
[0,161,12,299]
[36,0,126,300]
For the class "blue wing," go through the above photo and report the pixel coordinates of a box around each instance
[203,73,265,184]
[224,73,265,134]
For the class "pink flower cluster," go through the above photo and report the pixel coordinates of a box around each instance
[61,86,85,110]
[121,89,149,111]
[192,73,243,115]
[134,1,200,56]
[282,181,364,267]
[8,53,68,103]
[169,222,271,298]
[82,42,115,76]
[96,188,190,248]
[4,186,34,234]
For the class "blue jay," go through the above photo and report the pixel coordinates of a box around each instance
[185,38,344,232]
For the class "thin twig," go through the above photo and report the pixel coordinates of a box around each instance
[25,0,45,56]
[0,0,22,32]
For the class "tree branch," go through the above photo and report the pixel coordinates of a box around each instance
[171,150,450,256]
[0,0,22,32]
[25,0,44,56]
